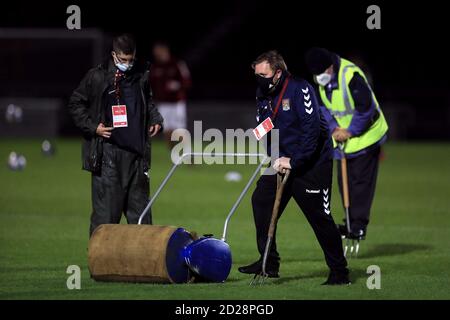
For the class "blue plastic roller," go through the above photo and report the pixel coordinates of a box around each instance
[183,235,232,283]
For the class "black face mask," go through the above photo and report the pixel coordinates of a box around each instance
[256,72,280,95]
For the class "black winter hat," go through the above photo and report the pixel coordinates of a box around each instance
[305,47,333,75]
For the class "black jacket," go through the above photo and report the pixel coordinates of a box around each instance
[68,58,164,172]
[256,73,332,172]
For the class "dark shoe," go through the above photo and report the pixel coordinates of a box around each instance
[238,260,279,278]
[337,224,349,238]
[337,219,350,238]
[238,260,261,274]
[348,229,366,240]
[321,271,351,285]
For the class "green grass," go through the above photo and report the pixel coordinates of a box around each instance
[1,138,450,299]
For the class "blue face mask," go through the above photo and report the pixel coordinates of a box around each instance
[116,62,132,72]
[113,52,134,72]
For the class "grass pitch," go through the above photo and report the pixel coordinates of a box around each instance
[1,139,449,299]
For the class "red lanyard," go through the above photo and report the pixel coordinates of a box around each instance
[114,70,124,104]
[271,77,290,121]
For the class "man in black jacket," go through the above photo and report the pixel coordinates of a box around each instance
[68,34,163,236]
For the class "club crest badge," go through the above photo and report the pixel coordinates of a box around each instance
[282,99,290,111]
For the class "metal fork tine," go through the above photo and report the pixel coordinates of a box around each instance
[344,238,349,257]
[257,273,266,285]
[350,240,355,257]
[249,272,270,286]
[355,240,360,257]
[249,274,258,286]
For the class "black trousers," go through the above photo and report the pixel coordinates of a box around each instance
[89,142,151,236]
[337,146,380,233]
[251,160,348,274]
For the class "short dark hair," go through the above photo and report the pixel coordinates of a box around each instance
[252,50,288,72]
[112,34,136,55]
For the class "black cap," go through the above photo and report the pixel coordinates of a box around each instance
[305,47,333,75]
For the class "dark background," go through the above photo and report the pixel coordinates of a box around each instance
[1,0,449,139]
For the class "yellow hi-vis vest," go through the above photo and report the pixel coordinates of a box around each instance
[319,58,388,154]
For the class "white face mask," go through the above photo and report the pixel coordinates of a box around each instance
[315,72,332,86]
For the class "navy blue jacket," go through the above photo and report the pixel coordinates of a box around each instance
[256,72,333,171]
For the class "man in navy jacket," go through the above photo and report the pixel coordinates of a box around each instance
[238,51,349,285]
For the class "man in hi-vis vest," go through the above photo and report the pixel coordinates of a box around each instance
[305,47,388,242]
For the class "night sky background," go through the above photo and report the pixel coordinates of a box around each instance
[2,0,449,138]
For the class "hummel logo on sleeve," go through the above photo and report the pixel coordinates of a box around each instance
[302,87,313,114]
[323,189,330,214]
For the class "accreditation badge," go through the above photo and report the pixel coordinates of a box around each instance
[253,117,274,141]
[112,105,128,128]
